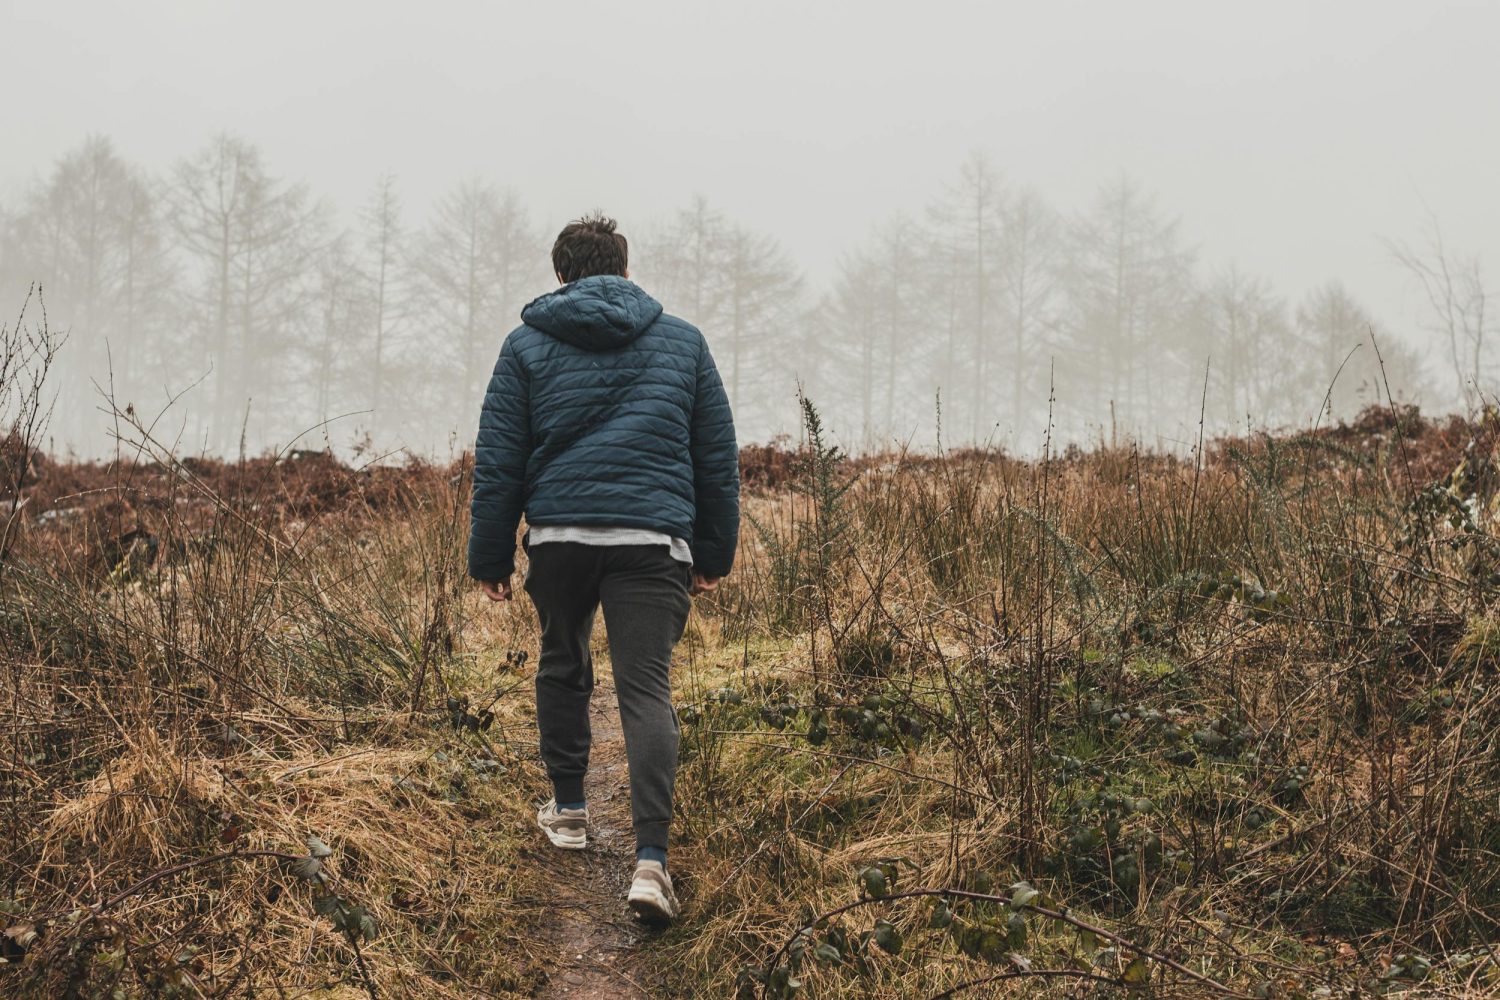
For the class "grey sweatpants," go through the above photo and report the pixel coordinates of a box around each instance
[523,540,692,851]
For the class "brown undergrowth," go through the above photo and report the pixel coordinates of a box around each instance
[652,400,1500,998]
[3,327,1499,998]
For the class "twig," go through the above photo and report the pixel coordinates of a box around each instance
[94,849,302,915]
[350,935,379,999]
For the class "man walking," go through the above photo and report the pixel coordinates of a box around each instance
[468,214,740,924]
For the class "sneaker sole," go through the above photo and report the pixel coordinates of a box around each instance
[539,821,587,850]
[628,884,677,924]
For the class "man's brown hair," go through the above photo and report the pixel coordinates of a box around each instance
[551,213,629,283]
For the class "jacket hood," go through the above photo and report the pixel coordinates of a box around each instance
[520,275,665,351]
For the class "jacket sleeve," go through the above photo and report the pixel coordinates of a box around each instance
[689,337,740,577]
[468,334,530,580]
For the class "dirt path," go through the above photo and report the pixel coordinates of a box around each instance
[529,675,658,999]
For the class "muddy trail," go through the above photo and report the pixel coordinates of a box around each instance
[525,674,661,999]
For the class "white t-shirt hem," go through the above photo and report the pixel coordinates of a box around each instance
[528,525,693,565]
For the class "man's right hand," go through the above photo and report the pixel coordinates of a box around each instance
[480,578,513,602]
[690,572,720,596]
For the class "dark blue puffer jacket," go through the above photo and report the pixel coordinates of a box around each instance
[468,275,740,581]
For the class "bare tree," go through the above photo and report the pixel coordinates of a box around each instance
[1203,264,1301,427]
[998,188,1061,441]
[1389,212,1491,404]
[11,136,171,446]
[873,215,921,441]
[823,213,924,445]
[360,175,402,438]
[409,179,541,430]
[171,135,326,449]
[827,247,880,443]
[641,196,727,331]
[1063,176,1194,434]
[719,224,803,437]
[0,203,13,298]
[112,167,175,398]
[927,151,1005,440]
[1297,283,1431,419]
[1297,282,1374,418]
[309,231,374,426]
[642,199,801,438]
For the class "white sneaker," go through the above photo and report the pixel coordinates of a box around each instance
[536,799,588,850]
[627,860,679,924]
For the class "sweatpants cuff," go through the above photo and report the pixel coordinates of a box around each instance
[551,775,586,805]
[635,821,670,852]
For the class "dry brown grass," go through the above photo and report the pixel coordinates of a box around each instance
[3,399,1500,999]
[1,398,557,996]
[649,406,1500,999]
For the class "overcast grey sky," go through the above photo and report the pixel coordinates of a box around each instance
[4,0,1497,375]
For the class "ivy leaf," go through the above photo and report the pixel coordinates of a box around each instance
[768,965,799,997]
[336,904,375,941]
[805,710,828,746]
[306,835,334,859]
[1009,882,1040,908]
[977,928,1007,963]
[1122,956,1150,987]
[954,922,981,957]
[825,924,856,961]
[790,926,813,956]
[1005,911,1028,948]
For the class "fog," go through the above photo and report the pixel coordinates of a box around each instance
[3,0,1497,457]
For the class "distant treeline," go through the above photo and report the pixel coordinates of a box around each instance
[0,135,1458,457]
